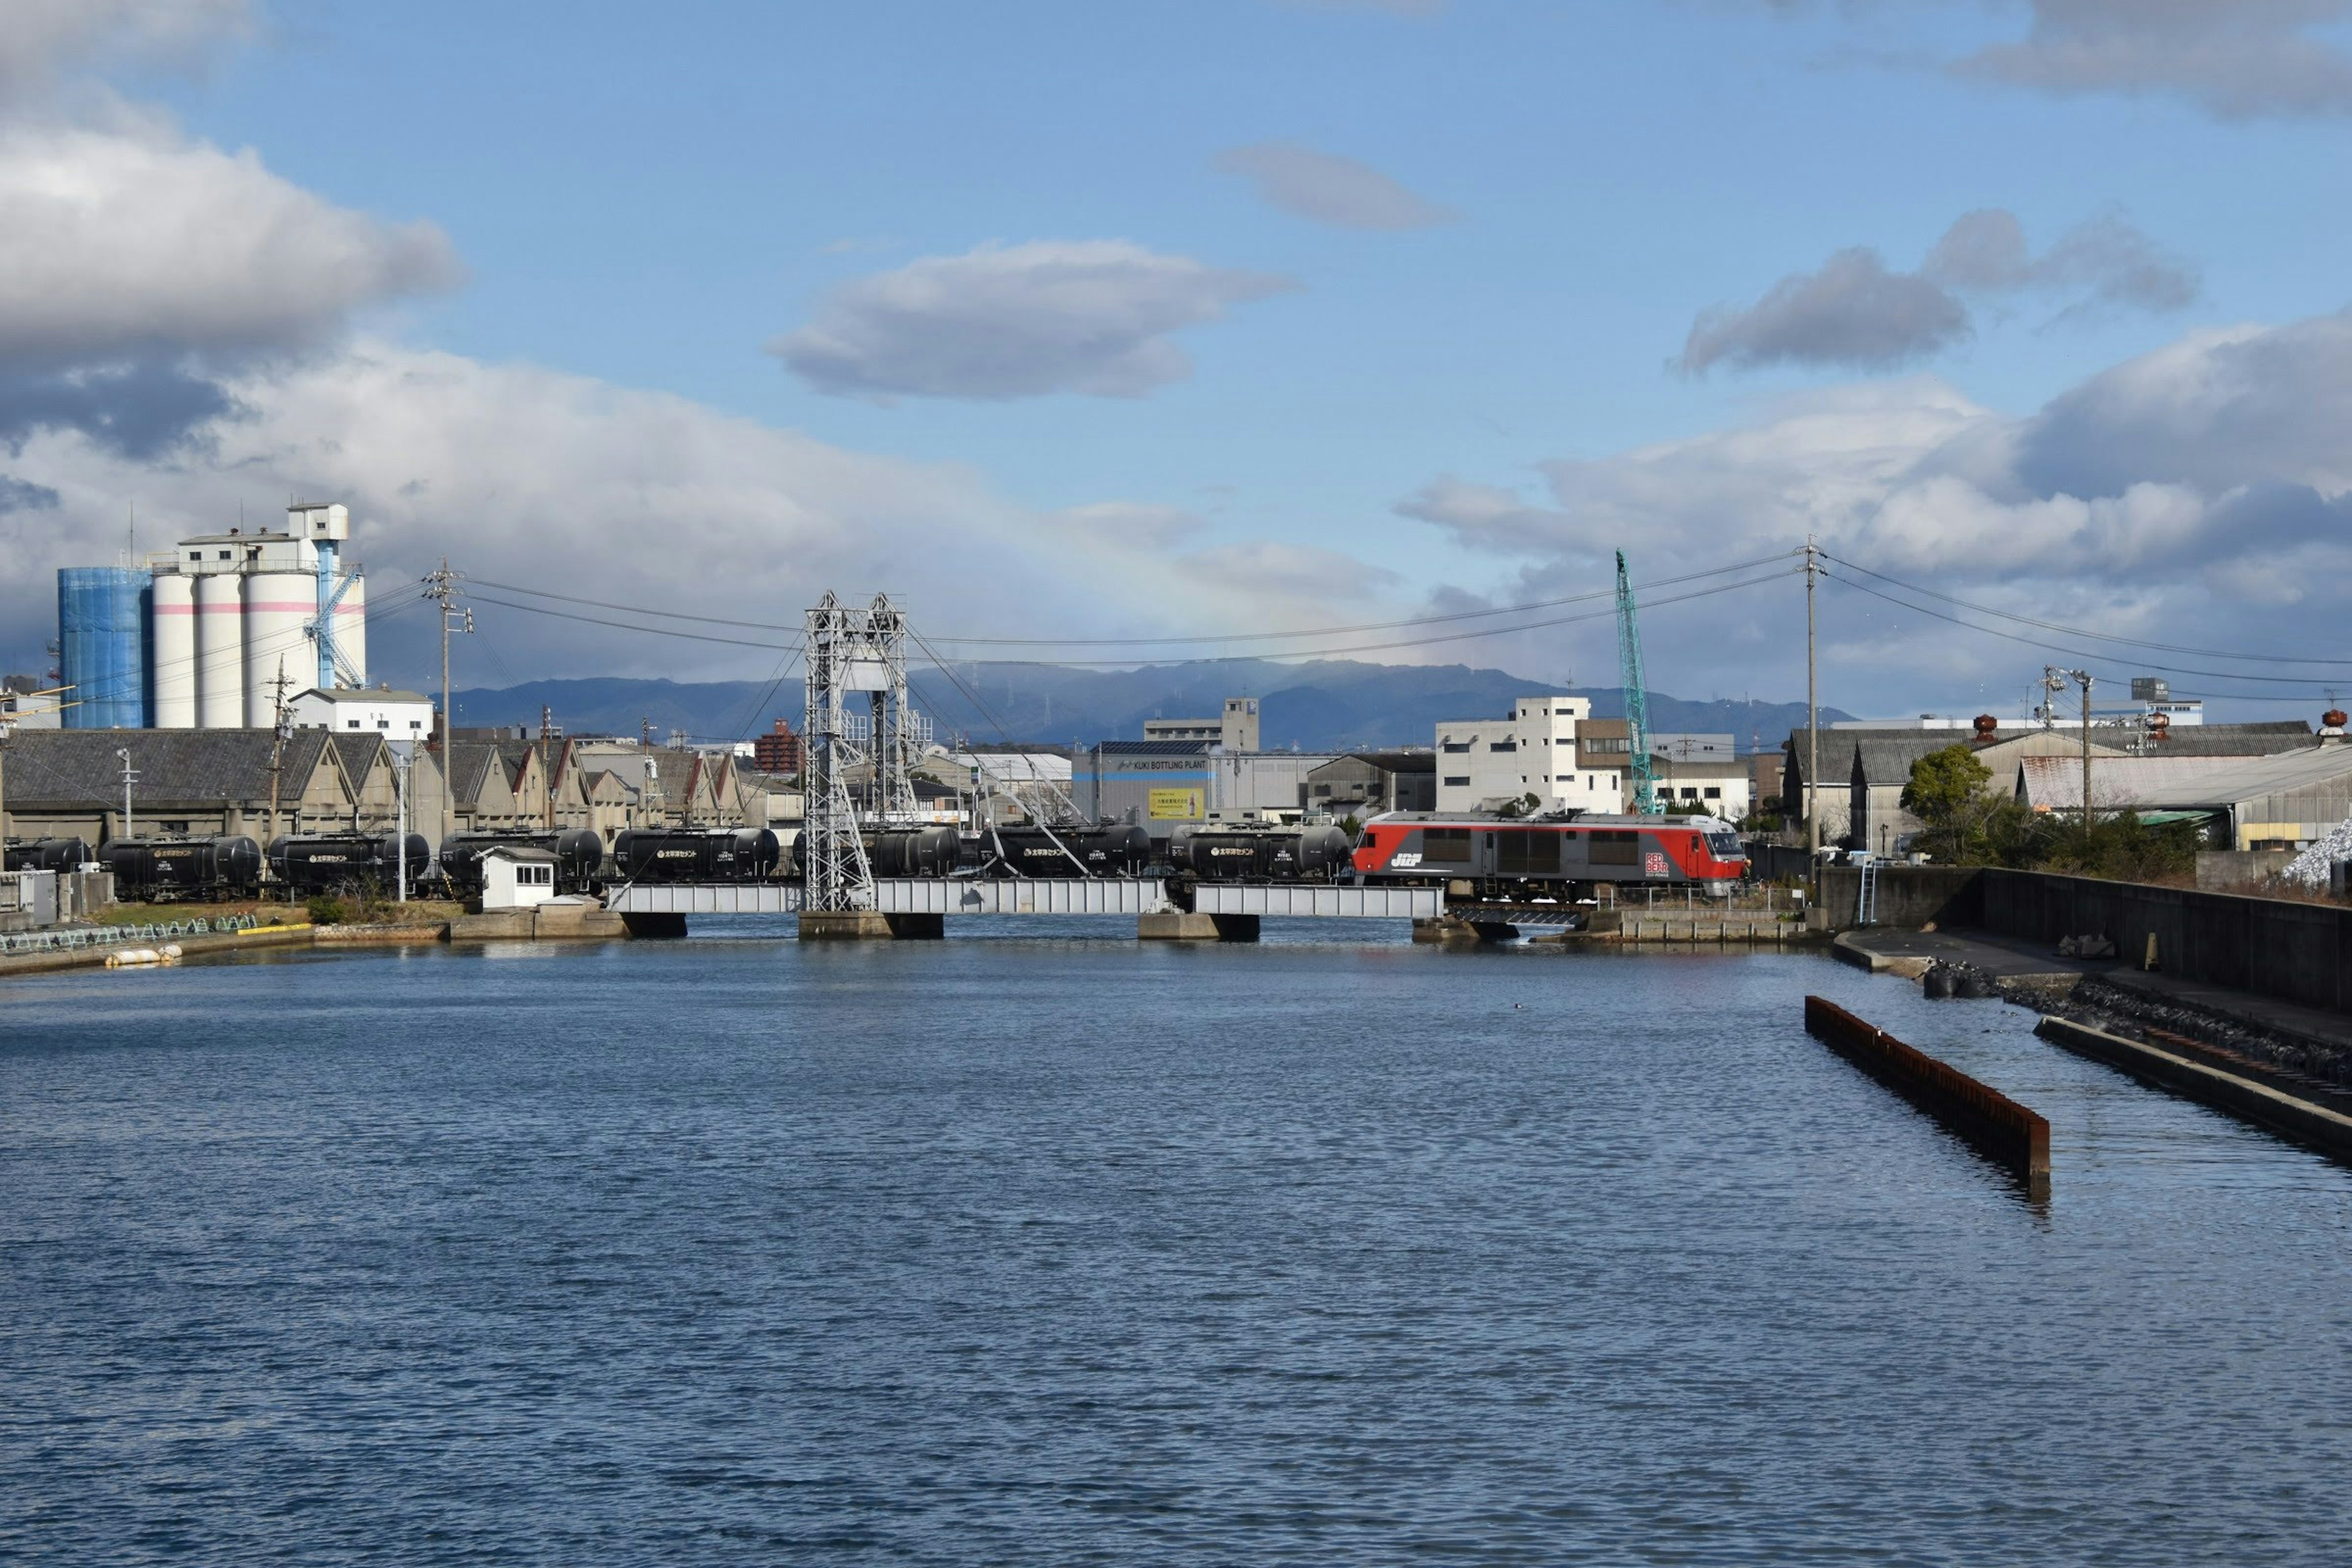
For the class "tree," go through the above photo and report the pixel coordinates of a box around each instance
[1899,744,1997,863]
[1901,745,1992,826]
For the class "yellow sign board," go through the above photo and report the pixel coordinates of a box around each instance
[1148,788,1205,821]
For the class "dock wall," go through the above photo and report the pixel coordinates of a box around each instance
[1823,865,2352,1016]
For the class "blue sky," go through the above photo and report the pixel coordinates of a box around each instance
[7,1,2352,718]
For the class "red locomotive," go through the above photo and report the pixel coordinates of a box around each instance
[1353,812,1748,897]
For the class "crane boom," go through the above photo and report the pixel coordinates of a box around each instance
[1615,549,1657,814]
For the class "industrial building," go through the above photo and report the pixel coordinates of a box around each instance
[2016,742,2352,850]
[1785,720,2321,853]
[1075,700,1338,839]
[1305,752,1436,817]
[0,726,756,862]
[290,688,434,736]
[54,502,367,731]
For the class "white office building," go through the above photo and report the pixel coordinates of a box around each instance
[289,687,435,737]
[1434,696,1610,813]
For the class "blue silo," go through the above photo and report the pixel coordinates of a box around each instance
[57,567,153,729]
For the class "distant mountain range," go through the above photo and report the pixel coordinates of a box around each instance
[450,659,1852,755]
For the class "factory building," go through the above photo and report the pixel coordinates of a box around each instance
[1076,699,1333,838]
[1792,720,2319,853]
[0,729,373,844]
[54,502,367,731]
[290,688,434,736]
[1305,752,1436,817]
[2015,733,2352,850]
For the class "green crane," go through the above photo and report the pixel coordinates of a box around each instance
[1614,549,1657,814]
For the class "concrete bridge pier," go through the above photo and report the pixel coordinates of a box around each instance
[795,910,946,940]
[1139,911,1261,942]
[798,910,893,940]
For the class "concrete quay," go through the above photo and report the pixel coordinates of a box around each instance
[0,921,315,978]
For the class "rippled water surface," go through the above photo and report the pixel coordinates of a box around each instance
[4,921,2350,1564]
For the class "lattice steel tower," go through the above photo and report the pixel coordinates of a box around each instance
[802,592,927,910]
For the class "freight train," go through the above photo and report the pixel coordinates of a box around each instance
[4,839,92,875]
[440,829,606,896]
[1167,823,1354,882]
[99,836,264,902]
[611,827,782,884]
[266,832,433,896]
[1351,813,1748,896]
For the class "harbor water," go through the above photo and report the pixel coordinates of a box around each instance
[4,923,2349,1563]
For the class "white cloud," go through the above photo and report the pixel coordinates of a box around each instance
[1215,142,1456,230]
[0,341,1402,685]
[769,240,1297,402]
[1402,318,2352,712]
[0,117,459,365]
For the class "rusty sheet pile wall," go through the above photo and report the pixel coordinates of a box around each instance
[1804,995,2052,1193]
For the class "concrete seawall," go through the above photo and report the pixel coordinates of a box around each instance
[2037,1015,2352,1166]
[1820,865,2352,1016]
[0,922,315,978]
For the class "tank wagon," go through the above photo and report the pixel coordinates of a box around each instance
[611,827,781,884]
[268,832,432,895]
[1352,812,1747,897]
[440,829,605,896]
[100,836,263,901]
[865,825,961,878]
[1168,823,1354,883]
[4,838,93,875]
[967,824,1153,878]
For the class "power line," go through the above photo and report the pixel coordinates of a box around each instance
[1822,571,2338,703]
[1819,551,2352,668]
[456,568,1803,668]
[921,569,1808,668]
[918,552,1803,646]
[462,552,1800,648]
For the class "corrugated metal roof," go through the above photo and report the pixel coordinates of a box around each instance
[2106,744,2352,810]
[2016,753,2250,810]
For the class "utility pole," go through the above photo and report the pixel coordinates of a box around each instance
[116,747,137,842]
[425,559,470,862]
[392,741,412,904]
[0,715,14,850]
[266,661,293,856]
[2077,669,2094,846]
[540,704,555,827]
[1805,540,1820,863]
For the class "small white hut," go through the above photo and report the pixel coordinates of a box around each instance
[480,845,560,911]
